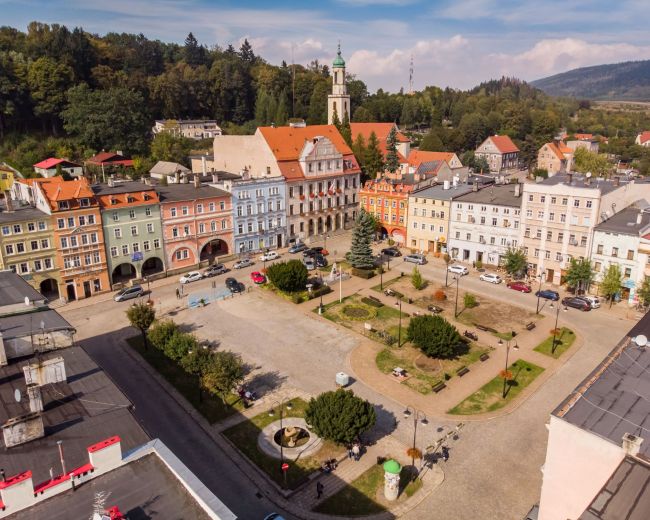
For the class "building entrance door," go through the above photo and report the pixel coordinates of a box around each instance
[277,234,283,248]
[66,282,76,301]
[83,280,92,298]
[546,269,554,283]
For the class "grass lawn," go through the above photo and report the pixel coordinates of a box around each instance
[314,463,386,516]
[370,276,402,293]
[448,359,545,415]
[222,398,340,490]
[126,336,244,424]
[534,328,576,358]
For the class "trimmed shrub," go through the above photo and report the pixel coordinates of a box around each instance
[351,267,375,279]
[267,260,308,292]
[407,315,464,359]
[361,296,384,308]
[308,285,333,300]
[464,293,477,308]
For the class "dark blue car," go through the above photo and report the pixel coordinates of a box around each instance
[535,289,560,301]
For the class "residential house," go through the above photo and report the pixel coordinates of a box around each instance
[85,151,134,181]
[406,150,463,170]
[567,139,599,154]
[475,135,520,173]
[33,158,83,178]
[350,122,411,162]
[447,182,523,265]
[153,119,222,140]
[94,180,165,286]
[148,161,191,181]
[521,174,650,286]
[537,142,574,176]
[590,205,650,305]
[210,171,287,253]
[190,153,216,175]
[0,164,16,204]
[157,179,233,273]
[13,177,109,301]
[572,132,593,141]
[635,131,650,147]
[212,124,361,242]
[538,315,650,520]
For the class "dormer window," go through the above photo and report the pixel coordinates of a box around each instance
[110,198,118,205]
[308,163,313,173]
[58,201,69,210]
[318,162,322,171]
[79,198,90,207]
[127,196,135,203]
[143,194,150,201]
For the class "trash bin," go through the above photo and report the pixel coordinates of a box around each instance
[336,372,350,387]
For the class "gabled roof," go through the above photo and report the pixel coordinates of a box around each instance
[573,133,593,140]
[93,181,160,209]
[350,123,410,144]
[33,158,80,170]
[638,131,650,145]
[149,161,191,175]
[86,152,134,167]
[558,142,573,154]
[37,177,95,209]
[544,142,565,161]
[415,160,445,176]
[258,125,354,161]
[408,150,456,167]
[488,135,519,154]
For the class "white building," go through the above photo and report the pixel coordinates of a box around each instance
[152,119,222,140]
[328,44,350,125]
[475,135,519,173]
[635,131,650,147]
[447,182,523,265]
[33,158,83,178]
[590,205,650,305]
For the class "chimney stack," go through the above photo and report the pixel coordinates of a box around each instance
[201,156,207,176]
[193,174,200,189]
[614,176,620,187]
[514,182,521,198]
[622,433,643,457]
[212,173,219,184]
[637,212,643,225]
[174,170,180,184]
[473,181,479,192]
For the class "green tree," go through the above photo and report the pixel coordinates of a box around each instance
[385,125,400,173]
[419,128,444,151]
[202,350,245,407]
[411,266,425,290]
[164,330,198,361]
[348,209,375,269]
[150,132,193,163]
[637,277,650,308]
[565,258,593,294]
[275,91,288,126]
[180,347,212,402]
[407,315,464,359]
[147,319,179,351]
[266,260,308,292]
[463,293,477,309]
[600,264,622,307]
[351,132,366,170]
[502,247,527,277]
[27,56,73,133]
[183,32,206,67]
[573,147,611,177]
[340,109,352,147]
[126,303,156,351]
[305,389,376,445]
[364,131,384,179]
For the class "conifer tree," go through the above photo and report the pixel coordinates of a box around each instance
[385,125,400,173]
[348,209,375,269]
[364,131,384,179]
[340,110,352,146]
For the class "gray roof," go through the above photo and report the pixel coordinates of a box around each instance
[554,312,650,458]
[0,309,74,339]
[156,183,231,202]
[0,205,50,224]
[149,161,191,175]
[14,453,213,520]
[539,174,650,195]
[91,180,157,196]
[0,346,149,484]
[411,177,494,201]
[594,205,650,235]
[0,271,45,307]
[415,160,445,176]
[453,183,524,207]
[579,457,650,520]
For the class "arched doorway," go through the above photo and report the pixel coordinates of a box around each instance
[325,215,332,232]
[112,263,137,284]
[380,227,389,240]
[200,239,228,262]
[40,278,59,300]
[308,219,314,236]
[142,257,164,276]
[317,217,323,234]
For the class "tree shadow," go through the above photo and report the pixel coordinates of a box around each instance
[503,362,529,398]
[245,370,287,398]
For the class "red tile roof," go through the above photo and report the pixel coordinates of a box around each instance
[350,123,409,144]
[258,125,354,161]
[407,150,455,167]
[86,152,134,167]
[638,131,650,145]
[33,158,80,169]
[34,177,96,210]
[573,133,593,140]
[489,135,519,154]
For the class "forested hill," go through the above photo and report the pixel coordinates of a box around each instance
[531,60,650,101]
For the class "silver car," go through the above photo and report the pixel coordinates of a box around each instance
[233,258,254,269]
[447,264,469,275]
[114,284,144,302]
[404,254,427,265]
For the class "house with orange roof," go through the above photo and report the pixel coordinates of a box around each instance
[537,141,574,176]
[13,177,109,301]
[475,135,520,173]
[635,131,650,147]
[212,124,361,241]
[406,150,463,170]
[349,122,411,162]
[33,158,83,178]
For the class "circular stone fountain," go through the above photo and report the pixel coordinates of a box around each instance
[258,417,322,460]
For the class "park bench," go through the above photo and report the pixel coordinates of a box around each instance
[476,324,489,332]
[480,353,490,362]
[525,322,536,331]
[456,366,470,377]
[432,382,447,393]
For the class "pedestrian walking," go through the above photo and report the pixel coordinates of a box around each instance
[352,443,360,462]
[347,444,353,460]
[175,288,180,299]
[441,446,449,462]
[316,481,324,499]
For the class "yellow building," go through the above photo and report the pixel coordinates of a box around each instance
[0,165,15,192]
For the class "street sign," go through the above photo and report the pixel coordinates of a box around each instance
[281,463,289,472]
[131,252,144,262]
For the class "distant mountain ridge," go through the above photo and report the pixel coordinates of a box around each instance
[531,60,650,101]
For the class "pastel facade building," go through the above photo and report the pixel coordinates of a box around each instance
[475,135,520,173]
[536,142,574,176]
[361,177,419,244]
[153,119,222,139]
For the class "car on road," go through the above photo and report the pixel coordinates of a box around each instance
[314,254,328,267]
[259,251,280,262]
[233,258,254,269]
[404,253,427,265]
[381,247,401,258]
[479,273,502,284]
[535,289,560,301]
[562,296,591,311]
[203,263,227,277]
[427,304,443,314]
[288,242,307,253]
[225,277,243,293]
[577,295,601,309]
[114,284,144,302]
[179,271,202,284]
[447,264,469,275]
[250,271,266,284]
[303,257,316,270]
[506,281,532,293]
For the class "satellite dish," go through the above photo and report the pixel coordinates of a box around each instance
[14,389,21,403]
[24,296,30,306]
[586,172,592,178]
[635,335,648,347]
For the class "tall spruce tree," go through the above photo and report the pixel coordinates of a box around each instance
[364,131,384,179]
[340,110,352,146]
[348,209,375,269]
[385,125,400,173]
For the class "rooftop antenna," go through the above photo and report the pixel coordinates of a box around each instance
[409,54,414,95]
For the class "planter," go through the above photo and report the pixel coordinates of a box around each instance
[309,193,315,199]
[319,191,325,197]
[299,195,305,200]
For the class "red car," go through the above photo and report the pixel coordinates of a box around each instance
[250,271,266,284]
[507,281,532,293]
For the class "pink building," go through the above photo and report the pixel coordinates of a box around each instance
[157,180,233,272]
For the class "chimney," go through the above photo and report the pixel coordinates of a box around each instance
[567,173,573,185]
[514,182,521,198]
[443,180,450,190]
[622,433,643,457]
[201,156,207,176]
[637,212,643,225]
[3,191,13,212]
[473,181,479,192]
[175,170,181,184]
[193,174,200,189]
[107,177,114,188]
[212,173,219,184]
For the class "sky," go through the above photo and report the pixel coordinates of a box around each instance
[3,0,650,92]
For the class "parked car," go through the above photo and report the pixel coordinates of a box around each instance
[233,258,254,269]
[259,251,279,262]
[203,263,227,277]
[179,271,202,284]
[427,304,443,314]
[404,254,427,265]
[507,281,532,293]
[225,277,243,293]
[577,295,601,309]
[479,273,502,284]
[250,271,266,284]
[288,242,307,253]
[535,289,560,301]
[314,254,328,268]
[381,247,402,258]
[114,284,143,302]
[303,258,316,271]
[447,264,469,275]
[562,296,591,311]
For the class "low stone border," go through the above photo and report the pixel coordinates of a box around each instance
[258,417,323,461]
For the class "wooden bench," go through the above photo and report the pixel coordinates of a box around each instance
[456,366,469,377]
[476,324,489,331]
[367,295,382,304]
[432,382,447,393]
[525,322,536,331]
[480,353,490,362]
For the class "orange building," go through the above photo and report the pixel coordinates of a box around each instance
[14,177,109,301]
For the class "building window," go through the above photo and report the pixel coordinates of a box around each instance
[154,239,161,249]
[580,236,587,247]
[171,207,177,217]
[41,239,49,249]
[129,209,136,219]
[222,219,227,229]
[145,207,152,216]
[121,244,129,255]
[557,232,564,243]
[596,244,603,254]
[60,237,68,248]
[34,259,42,271]
[540,195,545,203]
[528,195,533,202]
[199,223,205,234]
[560,214,566,223]
[4,244,14,255]
[612,247,619,257]
[30,240,38,250]
[627,250,634,260]
[537,211,544,219]
[181,206,189,216]
[197,204,203,214]
[546,231,552,240]
[562,198,568,205]
[574,199,580,208]
[19,262,28,274]
[130,225,138,236]
[133,242,140,253]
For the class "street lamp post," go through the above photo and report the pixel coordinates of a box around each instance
[269,399,293,489]
[319,273,326,314]
[380,254,385,290]
[536,270,546,314]
[453,275,460,318]
[403,406,428,474]
[549,302,568,355]
[498,338,519,398]
[395,296,403,347]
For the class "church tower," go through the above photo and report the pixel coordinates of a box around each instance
[327,43,351,125]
